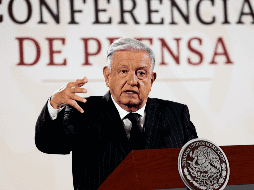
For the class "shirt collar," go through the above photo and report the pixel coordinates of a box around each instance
[111,95,146,120]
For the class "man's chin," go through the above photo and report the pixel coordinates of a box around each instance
[123,100,142,108]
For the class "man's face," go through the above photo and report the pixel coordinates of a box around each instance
[103,50,156,112]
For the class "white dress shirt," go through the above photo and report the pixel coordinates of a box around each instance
[111,95,146,139]
[48,94,146,138]
[47,99,65,120]
[47,86,66,120]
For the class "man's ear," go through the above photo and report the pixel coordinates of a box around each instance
[103,66,111,87]
[151,72,157,86]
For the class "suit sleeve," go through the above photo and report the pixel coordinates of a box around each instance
[35,102,71,154]
[180,105,198,143]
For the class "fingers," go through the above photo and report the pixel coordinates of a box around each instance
[70,87,87,93]
[70,93,87,104]
[67,99,85,113]
[74,77,88,87]
[66,78,88,113]
[51,77,89,112]
[62,90,87,113]
[66,77,88,89]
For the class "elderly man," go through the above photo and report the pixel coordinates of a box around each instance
[35,38,198,190]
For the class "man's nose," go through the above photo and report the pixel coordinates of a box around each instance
[127,71,138,86]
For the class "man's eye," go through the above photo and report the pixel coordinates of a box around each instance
[137,71,146,76]
[138,71,145,75]
[120,70,128,75]
[137,70,147,79]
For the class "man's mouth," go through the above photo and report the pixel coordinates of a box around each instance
[124,90,138,94]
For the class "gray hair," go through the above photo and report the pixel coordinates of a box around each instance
[106,38,155,71]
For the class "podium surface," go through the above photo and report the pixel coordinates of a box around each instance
[98,145,254,190]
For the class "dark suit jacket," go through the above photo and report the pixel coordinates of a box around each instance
[35,91,198,190]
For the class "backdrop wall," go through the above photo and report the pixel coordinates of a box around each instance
[1,0,254,189]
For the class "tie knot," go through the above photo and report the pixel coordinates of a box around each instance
[126,113,140,125]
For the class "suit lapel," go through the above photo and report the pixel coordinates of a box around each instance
[101,91,131,154]
[144,98,162,149]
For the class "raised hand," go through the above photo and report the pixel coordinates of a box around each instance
[50,77,88,113]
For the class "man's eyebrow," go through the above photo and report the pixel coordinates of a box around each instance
[136,66,148,70]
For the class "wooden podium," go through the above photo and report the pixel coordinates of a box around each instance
[98,145,254,190]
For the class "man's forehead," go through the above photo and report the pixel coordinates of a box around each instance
[112,50,151,65]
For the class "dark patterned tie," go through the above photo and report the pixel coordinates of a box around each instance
[126,113,144,150]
